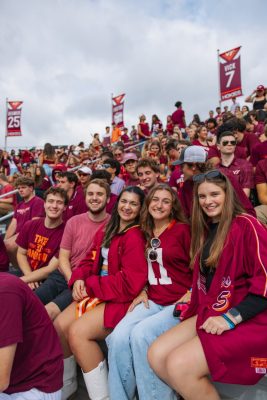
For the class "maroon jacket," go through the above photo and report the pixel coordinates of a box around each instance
[184,215,267,385]
[69,225,147,328]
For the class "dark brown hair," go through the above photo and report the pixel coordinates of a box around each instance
[190,172,244,269]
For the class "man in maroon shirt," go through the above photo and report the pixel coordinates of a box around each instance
[0,273,63,399]
[16,187,66,290]
[4,176,45,268]
[217,131,254,197]
[173,146,255,218]
[232,117,260,159]
[136,158,160,193]
[57,171,88,222]
[171,101,186,130]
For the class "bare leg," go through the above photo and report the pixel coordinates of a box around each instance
[148,315,197,383]
[53,302,77,358]
[68,303,112,372]
[45,302,61,321]
[165,336,220,400]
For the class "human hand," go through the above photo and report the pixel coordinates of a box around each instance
[128,290,149,312]
[28,281,40,290]
[72,280,86,301]
[175,290,191,304]
[200,315,235,335]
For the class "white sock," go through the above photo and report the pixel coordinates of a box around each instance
[82,359,109,400]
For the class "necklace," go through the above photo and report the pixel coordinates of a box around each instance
[153,221,171,238]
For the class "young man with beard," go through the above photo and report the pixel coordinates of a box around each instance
[59,179,111,285]
[136,158,160,194]
[57,179,111,400]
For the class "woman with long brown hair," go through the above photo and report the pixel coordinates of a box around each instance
[54,186,147,400]
[107,184,192,400]
[148,171,267,400]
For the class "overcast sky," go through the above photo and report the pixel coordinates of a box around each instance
[0,0,266,149]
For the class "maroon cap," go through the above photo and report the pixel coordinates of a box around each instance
[256,85,265,91]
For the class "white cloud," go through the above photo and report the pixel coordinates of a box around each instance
[0,0,266,149]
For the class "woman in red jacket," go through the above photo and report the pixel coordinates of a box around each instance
[148,171,267,400]
[54,186,147,400]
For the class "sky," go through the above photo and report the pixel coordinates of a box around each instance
[0,0,266,149]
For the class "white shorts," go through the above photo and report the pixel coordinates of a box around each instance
[0,388,61,400]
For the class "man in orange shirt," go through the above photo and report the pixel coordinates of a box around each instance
[111,122,122,143]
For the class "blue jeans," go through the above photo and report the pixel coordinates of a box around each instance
[106,300,178,400]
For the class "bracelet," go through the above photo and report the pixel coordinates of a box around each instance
[222,313,236,330]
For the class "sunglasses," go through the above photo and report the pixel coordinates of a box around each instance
[102,164,111,169]
[114,153,122,157]
[147,238,161,262]
[193,170,225,183]
[221,140,236,146]
[78,172,89,177]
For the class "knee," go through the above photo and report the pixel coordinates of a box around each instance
[4,239,16,253]
[147,339,166,373]
[166,352,188,384]
[54,313,69,338]
[45,302,61,321]
[68,321,82,350]
[130,322,150,350]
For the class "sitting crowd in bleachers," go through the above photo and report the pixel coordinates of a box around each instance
[0,88,267,400]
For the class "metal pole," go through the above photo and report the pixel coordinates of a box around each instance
[5,98,8,151]
[111,93,113,126]
[217,49,222,107]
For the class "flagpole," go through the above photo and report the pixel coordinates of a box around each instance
[5,98,8,151]
[111,93,113,126]
[217,49,222,106]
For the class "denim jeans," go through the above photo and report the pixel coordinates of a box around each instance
[106,300,178,400]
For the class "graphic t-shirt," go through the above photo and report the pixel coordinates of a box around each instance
[16,218,65,270]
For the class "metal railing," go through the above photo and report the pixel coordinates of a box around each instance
[0,189,17,222]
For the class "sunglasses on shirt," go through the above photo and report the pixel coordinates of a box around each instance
[193,170,226,183]
[147,238,161,262]
[221,140,236,146]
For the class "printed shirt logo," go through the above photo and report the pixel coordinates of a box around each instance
[197,273,207,294]
[251,358,267,374]
[27,234,50,270]
[212,276,232,312]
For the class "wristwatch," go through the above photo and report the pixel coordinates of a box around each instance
[227,307,242,324]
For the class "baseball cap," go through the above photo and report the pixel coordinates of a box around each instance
[256,85,265,91]
[172,146,207,165]
[78,166,92,175]
[122,153,138,164]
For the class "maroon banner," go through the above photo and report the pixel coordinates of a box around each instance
[219,47,242,101]
[112,94,125,127]
[6,101,23,136]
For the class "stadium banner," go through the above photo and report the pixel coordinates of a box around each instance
[219,47,242,101]
[112,93,125,127]
[6,101,23,136]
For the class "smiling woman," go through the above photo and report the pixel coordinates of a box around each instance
[107,184,192,400]
[54,186,147,400]
[148,172,267,400]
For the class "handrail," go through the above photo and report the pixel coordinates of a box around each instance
[0,211,14,222]
[0,189,18,200]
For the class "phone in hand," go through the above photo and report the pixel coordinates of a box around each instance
[173,302,189,318]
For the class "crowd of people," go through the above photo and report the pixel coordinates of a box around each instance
[0,86,267,400]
